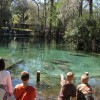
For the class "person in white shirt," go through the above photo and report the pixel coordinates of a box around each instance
[0,58,12,100]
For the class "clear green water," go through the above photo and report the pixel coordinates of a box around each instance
[0,38,100,99]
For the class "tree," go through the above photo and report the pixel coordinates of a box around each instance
[79,0,83,17]
[11,0,29,23]
[49,0,54,37]
[0,0,12,28]
[78,0,93,18]
[88,0,93,19]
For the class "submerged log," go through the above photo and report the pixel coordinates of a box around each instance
[50,60,70,65]
[70,53,89,57]
[6,59,24,70]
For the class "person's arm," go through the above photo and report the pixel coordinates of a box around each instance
[76,85,81,100]
[70,84,76,100]
[70,97,76,100]
[7,71,12,96]
[32,89,36,99]
[13,87,17,98]
[61,74,64,80]
[60,74,66,86]
[13,85,21,99]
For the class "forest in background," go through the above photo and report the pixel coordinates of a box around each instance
[0,0,100,52]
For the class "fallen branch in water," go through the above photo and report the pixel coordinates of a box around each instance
[6,59,24,70]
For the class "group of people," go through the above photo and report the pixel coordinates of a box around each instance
[58,72,94,100]
[0,58,94,100]
[0,58,36,100]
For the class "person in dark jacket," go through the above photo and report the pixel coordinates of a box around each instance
[58,72,76,100]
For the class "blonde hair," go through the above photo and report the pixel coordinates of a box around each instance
[81,74,89,83]
[85,72,89,76]
[66,72,74,80]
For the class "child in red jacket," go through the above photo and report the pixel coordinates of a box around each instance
[13,71,36,100]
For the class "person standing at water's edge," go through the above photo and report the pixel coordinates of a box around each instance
[0,58,12,100]
[84,72,89,76]
[76,74,94,100]
[13,71,36,100]
[58,72,76,100]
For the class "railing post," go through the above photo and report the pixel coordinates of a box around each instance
[36,71,40,88]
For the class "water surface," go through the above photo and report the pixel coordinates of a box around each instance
[0,38,100,99]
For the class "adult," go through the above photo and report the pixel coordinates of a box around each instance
[13,71,36,100]
[77,74,94,100]
[58,72,76,100]
[0,58,12,100]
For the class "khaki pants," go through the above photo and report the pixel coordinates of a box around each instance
[0,88,5,100]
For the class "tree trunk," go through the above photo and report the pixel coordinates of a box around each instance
[89,0,93,19]
[49,0,54,38]
[44,0,47,30]
[79,0,83,17]
[20,10,25,24]
[0,1,3,29]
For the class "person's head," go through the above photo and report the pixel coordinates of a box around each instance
[21,71,29,82]
[84,72,89,76]
[81,74,89,84]
[0,58,5,71]
[66,72,74,82]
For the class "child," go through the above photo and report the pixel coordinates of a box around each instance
[13,71,36,100]
[77,74,94,100]
[58,72,76,100]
